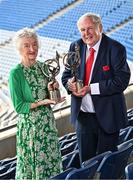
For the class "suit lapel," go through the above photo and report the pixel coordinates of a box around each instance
[79,43,87,80]
[91,34,106,82]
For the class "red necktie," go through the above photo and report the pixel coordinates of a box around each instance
[84,48,95,86]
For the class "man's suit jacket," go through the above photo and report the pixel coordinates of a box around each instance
[62,33,131,134]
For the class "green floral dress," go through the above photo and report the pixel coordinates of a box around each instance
[15,62,62,180]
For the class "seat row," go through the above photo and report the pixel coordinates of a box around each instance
[0,156,16,179]
[51,138,133,179]
[0,128,132,179]
[0,141,132,180]
[55,124,133,179]
[59,126,133,158]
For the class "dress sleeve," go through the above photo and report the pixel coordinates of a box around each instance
[9,69,31,114]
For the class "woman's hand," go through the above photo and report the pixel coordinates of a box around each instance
[31,96,67,109]
[56,96,66,104]
[48,81,59,91]
[38,97,66,107]
[31,99,56,109]
[38,99,56,106]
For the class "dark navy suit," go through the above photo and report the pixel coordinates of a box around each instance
[61,33,131,163]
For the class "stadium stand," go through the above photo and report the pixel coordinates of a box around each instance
[0,0,76,31]
[37,0,132,40]
[0,2,133,179]
[109,22,133,61]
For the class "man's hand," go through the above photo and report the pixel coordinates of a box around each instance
[73,85,91,97]
[67,77,77,92]
[67,77,91,97]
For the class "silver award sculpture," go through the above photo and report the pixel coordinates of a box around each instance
[42,51,61,102]
[63,43,83,92]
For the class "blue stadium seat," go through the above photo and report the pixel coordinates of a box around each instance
[65,160,99,180]
[0,160,16,174]
[60,136,77,149]
[50,167,76,179]
[82,151,112,168]
[0,166,16,179]
[97,142,133,179]
[61,140,78,156]
[128,119,133,126]
[118,138,133,164]
[82,151,112,179]
[62,149,80,170]
[125,162,133,180]
[0,156,17,166]
[66,132,76,140]
[119,126,133,144]
[127,108,133,119]
[59,134,68,142]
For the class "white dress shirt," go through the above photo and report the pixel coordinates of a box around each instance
[80,37,102,113]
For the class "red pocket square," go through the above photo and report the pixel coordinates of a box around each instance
[103,65,110,71]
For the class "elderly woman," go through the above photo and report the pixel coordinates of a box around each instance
[9,28,63,179]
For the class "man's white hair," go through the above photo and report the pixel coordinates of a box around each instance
[77,12,102,28]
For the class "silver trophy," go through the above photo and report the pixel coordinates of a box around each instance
[42,51,61,102]
[63,43,83,92]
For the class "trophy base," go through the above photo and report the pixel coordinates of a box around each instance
[49,89,61,102]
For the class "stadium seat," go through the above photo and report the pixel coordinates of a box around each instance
[66,132,76,139]
[119,126,133,144]
[61,141,78,156]
[62,149,80,170]
[0,160,16,174]
[0,156,17,166]
[125,162,133,180]
[65,160,99,180]
[60,136,77,149]
[118,138,133,164]
[82,151,112,179]
[0,166,16,179]
[128,118,133,126]
[82,151,112,168]
[59,132,76,142]
[50,167,76,179]
[127,108,133,119]
[59,134,68,142]
[97,142,133,179]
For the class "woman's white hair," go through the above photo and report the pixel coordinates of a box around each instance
[13,27,40,50]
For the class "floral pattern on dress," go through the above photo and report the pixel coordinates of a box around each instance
[15,61,62,180]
